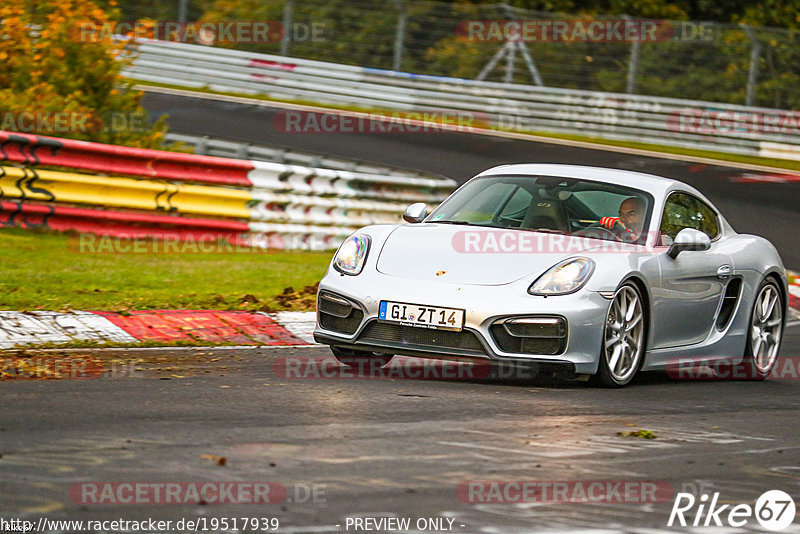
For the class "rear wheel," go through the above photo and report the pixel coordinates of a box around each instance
[331,347,394,369]
[738,278,783,380]
[591,282,647,387]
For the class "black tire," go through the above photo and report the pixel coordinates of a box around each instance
[331,347,394,369]
[736,278,784,380]
[590,282,648,388]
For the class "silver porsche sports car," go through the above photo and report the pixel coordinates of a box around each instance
[313,164,788,387]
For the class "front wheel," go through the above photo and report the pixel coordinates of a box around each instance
[331,347,394,369]
[591,282,647,387]
[738,278,783,380]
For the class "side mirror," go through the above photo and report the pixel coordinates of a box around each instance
[667,228,711,259]
[403,203,427,223]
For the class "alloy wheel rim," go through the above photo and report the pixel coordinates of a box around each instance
[750,284,782,373]
[604,286,645,382]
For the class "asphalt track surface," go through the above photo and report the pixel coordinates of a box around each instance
[3,336,800,533]
[1,91,800,533]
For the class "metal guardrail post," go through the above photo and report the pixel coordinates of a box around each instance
[516,41,544,87]
[742,24,762,107]
[490,3,544,86]
[196,136,209,156]
[392,0,407,72]
[625,15,641,94]
[280,0,294,56]
[477,42,508,81]
[626,40,641,94]
[505,39,516,83]
[178,0,188,24]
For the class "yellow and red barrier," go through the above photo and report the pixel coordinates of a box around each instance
[0,131,456,249]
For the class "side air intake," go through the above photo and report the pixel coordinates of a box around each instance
[716,278,742,331]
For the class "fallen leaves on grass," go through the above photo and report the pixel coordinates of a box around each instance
[239,294,259,305]
[274,283,319,311]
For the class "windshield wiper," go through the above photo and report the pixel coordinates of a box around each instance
[433,220,483,226]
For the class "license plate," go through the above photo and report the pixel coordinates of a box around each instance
[378,301,465,331]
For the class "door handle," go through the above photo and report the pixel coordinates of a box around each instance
[717,265,732,279]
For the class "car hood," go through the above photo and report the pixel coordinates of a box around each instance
[375,224,605,285]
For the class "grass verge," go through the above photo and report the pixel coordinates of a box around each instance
[0,228,329,312]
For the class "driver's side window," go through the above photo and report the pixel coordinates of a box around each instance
[660,192,719,245]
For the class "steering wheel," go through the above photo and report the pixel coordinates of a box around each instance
[574,221,637,243]
[573,226,618,240]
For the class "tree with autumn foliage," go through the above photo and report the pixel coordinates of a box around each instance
[0,0,166,147]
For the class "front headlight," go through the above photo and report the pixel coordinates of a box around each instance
[529,258,595,295]
[333,234,371,275]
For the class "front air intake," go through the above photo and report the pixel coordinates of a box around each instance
[318,291,364,335]
[358,321,486,355]
[490,316,567,355]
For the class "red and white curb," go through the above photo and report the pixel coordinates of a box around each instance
[732,172,800,183]
[0,311,138,348]
[789,293,800,322]
[788,270,800,322]
[0,310,317,349]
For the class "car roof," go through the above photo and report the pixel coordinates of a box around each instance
[475,164,696,199]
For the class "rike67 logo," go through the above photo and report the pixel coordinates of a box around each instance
[668,490,795,531]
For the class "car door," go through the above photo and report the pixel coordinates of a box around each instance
[651,192,732,349]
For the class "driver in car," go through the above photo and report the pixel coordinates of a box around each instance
[599,197,645,241]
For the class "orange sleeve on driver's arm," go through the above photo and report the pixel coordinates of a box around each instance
[600,216,620,229]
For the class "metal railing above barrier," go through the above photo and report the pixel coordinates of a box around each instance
[165,132,441,178]
[124,39,800,160]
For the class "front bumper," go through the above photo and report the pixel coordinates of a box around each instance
[313,269,610,375]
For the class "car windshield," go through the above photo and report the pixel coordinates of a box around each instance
[427,174,653,244]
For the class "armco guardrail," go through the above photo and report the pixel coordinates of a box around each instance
[165,133,441,178]
[0,131,456,249]
[124,39,800,160]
